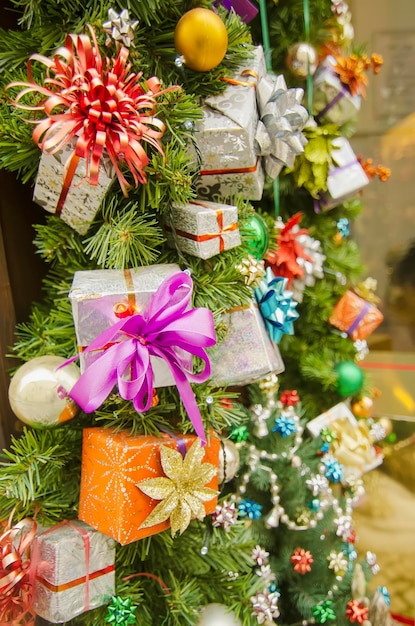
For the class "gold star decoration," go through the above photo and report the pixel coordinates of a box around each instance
[137,439,218,536]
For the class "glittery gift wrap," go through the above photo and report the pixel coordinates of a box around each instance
[32,520,115,623]
[209,302,285,386]
[167,200,241,259]
[320,137,369,210]
[307,402,383,475]
[329,290,384,341]
[33,138,114,235]
[192,47,266,201]
[79,428,220,545]
[313,56,361,125]
[69,263,189,386]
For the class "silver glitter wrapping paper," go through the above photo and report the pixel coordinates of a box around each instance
[69,264,190,387]
[209,302,285,386]
[33,138,114,235]
[191,47,266,201]
[320,137,369,210]
[312,55,362,125]
[168,200,241,259]
[32,520,115,623]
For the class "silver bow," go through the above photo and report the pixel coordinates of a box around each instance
[103,8,139,48]
[255,74,309,179]
[292,231,326,302]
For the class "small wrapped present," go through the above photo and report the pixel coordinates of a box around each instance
[193,46,266,200]
[209,302,285,386]
[319,137,369,210]
[32,520,115,623]
[33,138,114,235]
[307,402,383,475]
[167,199,241,259]
[329,289,384,341]
[79,428,220,545]
[313,55,362,125]
[69,263,183,383]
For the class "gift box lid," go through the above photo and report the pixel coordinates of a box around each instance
[326,137,369,200]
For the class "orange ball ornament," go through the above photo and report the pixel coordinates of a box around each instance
[174,8,228,72]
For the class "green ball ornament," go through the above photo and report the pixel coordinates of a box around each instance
[240,213,269,260]
[334,361,364,397]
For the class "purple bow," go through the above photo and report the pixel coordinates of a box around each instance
[65,271,216,444]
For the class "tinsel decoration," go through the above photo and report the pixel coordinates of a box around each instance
[103,8,139,47]
[105,596,137,625]
[137,439,218,536]
[212,501,238,532]
[235,255,266,287]
[312,601,336,623]
[290,547,314,574]
[255,74,309,179]
[265,213,313,286]
[255,268,299,344]
[238,498,263,520]
[8,26,178,205]
[251,403,272,438]
[250,589,280,624]
[345,600,369,624]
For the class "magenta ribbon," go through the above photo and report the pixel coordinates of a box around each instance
[66,272,216,444]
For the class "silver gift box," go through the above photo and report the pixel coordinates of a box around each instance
[33,138,114,235]
[320,137,369,210]
[313,55,361,126]
[192,47,266,201]
[32,520,115,623]
[209,302,285,386]
[69,263,190,387]
[168,200,241,259]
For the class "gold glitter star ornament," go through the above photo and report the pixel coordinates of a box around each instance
[137,439,219,536]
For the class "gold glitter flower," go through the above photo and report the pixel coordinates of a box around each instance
[137,439,218,536]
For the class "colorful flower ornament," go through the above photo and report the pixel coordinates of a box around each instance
[273,415,297,437]
[250,589,280,624]
[238,498,263,520]
[137,439,218,536]
[255,267,299,344]
[212,501,238,532]
[322,455,344,483]
[265,212,313,285]
[105,596,137,625]
[312,600,336,623]
[291,547,314,574]
[8,26,179,212]
[345,600,369,624]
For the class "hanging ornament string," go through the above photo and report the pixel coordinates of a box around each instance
[258,0,280,219]
[303,0,313,114]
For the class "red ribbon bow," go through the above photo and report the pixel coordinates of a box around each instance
[8,25,179,212]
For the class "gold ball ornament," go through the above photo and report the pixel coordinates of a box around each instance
[286,42,318,78]
[174,8,228,72]
[377,417,393,438]
[218,439,240,483]
[8,355,80,427]
[351,396,374,419]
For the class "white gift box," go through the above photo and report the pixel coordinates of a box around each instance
[69,263,189,387]
[167,200,241,259]
[319,137,369,210]
[313,55,361,126]
[33,138,114,235]
[32,520,115,623]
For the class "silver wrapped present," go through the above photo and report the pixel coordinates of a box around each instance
[313,55,361,125]
[255,73,309,179]
[33,137,114,235]
[209,302,285,386]
[69,264,190,386]
[193,46,266,201]
[167,200,241,259]
[32,520,115,623]
[319,137,369,210]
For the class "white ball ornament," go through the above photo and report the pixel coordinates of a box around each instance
[197,604,242,626]
[8,355,80,427]
[218,440,240,483]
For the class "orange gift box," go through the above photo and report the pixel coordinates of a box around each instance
[329,290,384,341]
[79,428,220,545]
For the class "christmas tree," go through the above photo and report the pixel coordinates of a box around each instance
[0,0,392,625]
